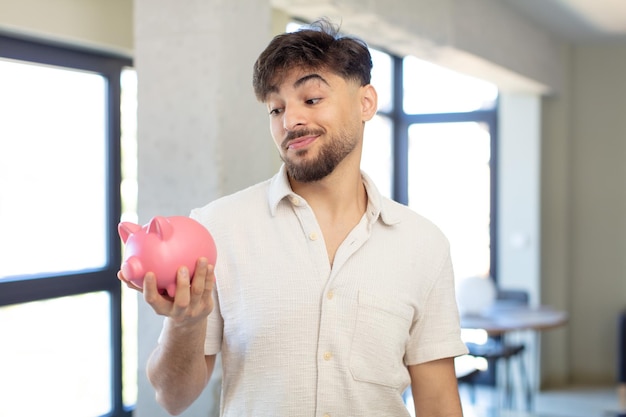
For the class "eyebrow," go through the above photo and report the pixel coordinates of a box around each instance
[264,73,330,101]
[293,73,330,89]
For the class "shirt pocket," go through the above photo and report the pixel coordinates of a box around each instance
[349,291,413,389]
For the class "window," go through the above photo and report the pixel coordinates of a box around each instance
[363,51,498,284]
[407,121,493,280]
[0,34,133,417]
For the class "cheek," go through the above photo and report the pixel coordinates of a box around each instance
[269,120,284,146]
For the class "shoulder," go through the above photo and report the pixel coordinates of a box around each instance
[380,197,449,247]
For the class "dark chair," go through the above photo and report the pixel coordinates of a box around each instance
[459,289,532,410]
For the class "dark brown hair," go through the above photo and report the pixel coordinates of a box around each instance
[252,18,372,102]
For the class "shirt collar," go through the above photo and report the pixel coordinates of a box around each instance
[268,164,400,226]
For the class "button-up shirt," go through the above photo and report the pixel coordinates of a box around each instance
[190,165,468,417]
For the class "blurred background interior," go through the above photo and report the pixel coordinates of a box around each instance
[1,1,625,416]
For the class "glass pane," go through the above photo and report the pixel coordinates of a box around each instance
[370,48,392,113]
[0,59,108,279]
[403,56,498,114]
[0,292,112,417]
[408,122,491,281]
[362,114,392,199]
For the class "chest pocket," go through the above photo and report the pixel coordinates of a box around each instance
[349,291,413,389]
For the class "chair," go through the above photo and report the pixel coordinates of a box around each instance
[459,289,532,410]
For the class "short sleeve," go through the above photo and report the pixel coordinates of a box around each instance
[405,247,468,365]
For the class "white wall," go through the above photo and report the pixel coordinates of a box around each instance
[498,93,541,303]
[498,93,542,390]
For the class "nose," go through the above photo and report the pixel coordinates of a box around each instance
[282,104,306,132]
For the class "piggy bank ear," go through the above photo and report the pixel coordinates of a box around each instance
[147,216,174,240]
[118,222,142,243]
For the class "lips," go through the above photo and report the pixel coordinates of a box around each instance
[286,135,318,150]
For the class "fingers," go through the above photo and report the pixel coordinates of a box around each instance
[142,258,215,321]
[171,266,192,314]
[143,272,166,305]
[182,258,215,313]
[195,258,215,313]
[190,258,212,298]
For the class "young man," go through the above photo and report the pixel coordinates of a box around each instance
[121,19,468,416]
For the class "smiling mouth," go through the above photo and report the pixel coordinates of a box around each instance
[285,135,318,150]
[282,129,323,151]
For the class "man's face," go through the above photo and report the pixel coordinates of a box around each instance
[264,68,374,183]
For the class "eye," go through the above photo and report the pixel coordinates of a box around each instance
[268,107,283,116]
[305,98,321,105]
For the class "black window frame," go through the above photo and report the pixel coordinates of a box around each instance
[0,32,133,417]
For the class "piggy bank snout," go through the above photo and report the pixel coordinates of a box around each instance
[121,256,145,284]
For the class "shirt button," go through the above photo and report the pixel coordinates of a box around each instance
[309,232,318,241]
[323,414,331,417]
[289,196,300,206]
[323,351,333,361]
[327,290,334,300]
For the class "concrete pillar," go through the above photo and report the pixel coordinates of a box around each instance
[133,1,274,416]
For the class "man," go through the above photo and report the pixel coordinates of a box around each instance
[121,19,468,416]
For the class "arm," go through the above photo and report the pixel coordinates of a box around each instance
[409,357,463,417]
[147,322,216,415]
[119,258,217,415]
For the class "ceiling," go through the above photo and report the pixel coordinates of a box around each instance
[502,0,626,42]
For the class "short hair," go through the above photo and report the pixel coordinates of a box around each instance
[252,18,373,102]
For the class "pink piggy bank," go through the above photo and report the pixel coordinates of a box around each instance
[118,215,217,297]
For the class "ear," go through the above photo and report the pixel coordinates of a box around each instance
[360,84,378,122]
[147,216,174,240]
[118,222,142,243]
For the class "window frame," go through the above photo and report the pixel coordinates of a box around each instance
[0,32,133,417]
[378,54,499,281]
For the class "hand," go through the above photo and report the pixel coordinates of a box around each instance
[118,258,215,324]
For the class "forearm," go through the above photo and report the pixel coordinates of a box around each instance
[147,317,215,415]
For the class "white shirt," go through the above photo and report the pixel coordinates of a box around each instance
[190,165,468,417]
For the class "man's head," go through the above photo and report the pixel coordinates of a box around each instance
[253,19,372,103]
[253,19,377,183]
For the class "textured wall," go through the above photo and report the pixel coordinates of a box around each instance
[134,1,274,415]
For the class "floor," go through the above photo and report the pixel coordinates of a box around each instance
[458,383,623,417]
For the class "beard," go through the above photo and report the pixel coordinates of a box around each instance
[281,128,358,183]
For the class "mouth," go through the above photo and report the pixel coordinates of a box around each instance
[285,135,318,151]
[282,128,323,151]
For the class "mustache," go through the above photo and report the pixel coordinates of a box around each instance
[282,128,324,148]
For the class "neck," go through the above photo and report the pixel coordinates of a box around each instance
[289,162,367,220]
